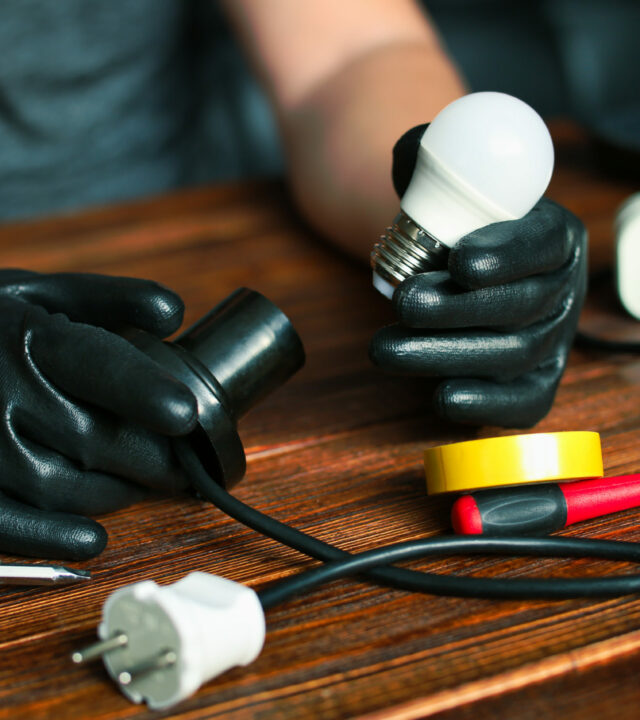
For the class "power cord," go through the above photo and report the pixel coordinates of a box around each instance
[575,330,640,354]
[258,536,640,608]
[575,268,640,353]
[176,439,640,602]
[72,440,640,709]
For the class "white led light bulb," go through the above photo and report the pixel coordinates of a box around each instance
[371,91,555,298]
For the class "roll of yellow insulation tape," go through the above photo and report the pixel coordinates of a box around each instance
[424,431,603,495]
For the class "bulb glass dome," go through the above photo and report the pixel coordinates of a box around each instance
[400,92,554,247]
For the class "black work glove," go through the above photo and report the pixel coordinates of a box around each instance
[370,124,588,428]
[0,270,198,559]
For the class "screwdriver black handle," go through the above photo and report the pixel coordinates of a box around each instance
[452,484,566,536]
[452,474,640,536]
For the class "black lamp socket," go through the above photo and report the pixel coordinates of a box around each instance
[129,288,305,488]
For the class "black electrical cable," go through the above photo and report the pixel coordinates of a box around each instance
[258,537,640,609]
[574,269,640,354]
[575,330,640,354]
[176,438,441,594]
[175,440,640,604]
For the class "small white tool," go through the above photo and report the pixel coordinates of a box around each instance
[0,563,91,585]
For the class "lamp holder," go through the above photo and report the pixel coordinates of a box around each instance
[129,288,305,489]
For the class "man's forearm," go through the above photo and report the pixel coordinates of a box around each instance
[222,0,466,261]
[281,41,466,260]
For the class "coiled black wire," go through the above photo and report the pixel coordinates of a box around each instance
[175,440,640,609]
[575,330,640,354]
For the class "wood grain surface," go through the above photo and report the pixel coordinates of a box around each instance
[0,123,639,720]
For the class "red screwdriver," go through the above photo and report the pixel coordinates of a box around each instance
[451,474,640,536]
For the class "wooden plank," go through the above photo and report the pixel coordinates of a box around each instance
[0,123,639,719]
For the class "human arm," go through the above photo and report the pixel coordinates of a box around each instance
[221,0,466,258]
[222,2,588,427]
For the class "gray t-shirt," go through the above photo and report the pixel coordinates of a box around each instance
[0,0,282,221]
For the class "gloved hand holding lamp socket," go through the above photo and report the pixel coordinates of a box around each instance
[0,272,303,561]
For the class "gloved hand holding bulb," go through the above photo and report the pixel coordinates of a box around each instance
[369,91,588,428]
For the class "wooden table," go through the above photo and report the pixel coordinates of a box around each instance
[1,124,639,720]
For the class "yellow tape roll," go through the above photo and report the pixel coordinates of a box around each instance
[424,431,603,495]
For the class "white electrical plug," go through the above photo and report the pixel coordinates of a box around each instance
[73,572,265,710]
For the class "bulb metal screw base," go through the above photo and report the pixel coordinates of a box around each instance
[371,211,449,297]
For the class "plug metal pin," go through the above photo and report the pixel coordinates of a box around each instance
[72,632,128,664]
[118,649,177,686]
